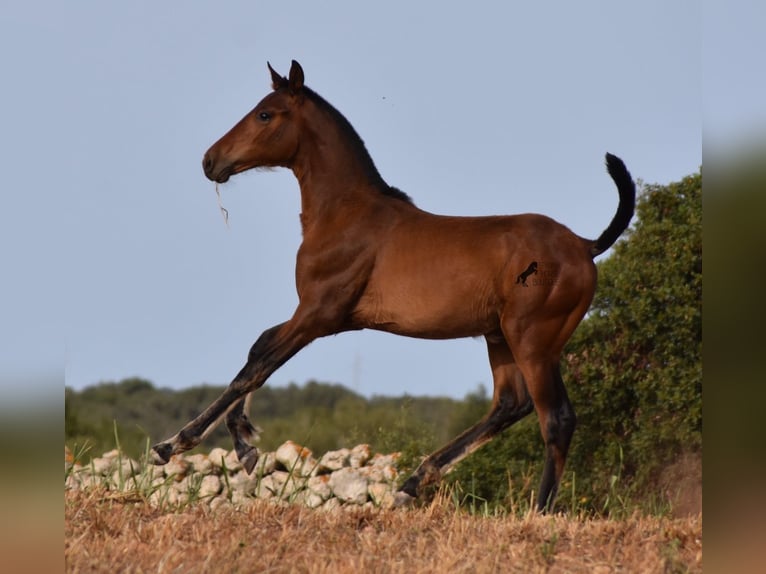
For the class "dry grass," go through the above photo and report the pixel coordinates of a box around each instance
[215,183,229,227]
[65,489,701,573]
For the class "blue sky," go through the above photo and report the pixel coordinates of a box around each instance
[0,2,749,400]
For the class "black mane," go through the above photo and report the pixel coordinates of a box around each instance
[302,86,413,204]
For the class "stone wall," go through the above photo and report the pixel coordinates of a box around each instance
[65,441,403,510]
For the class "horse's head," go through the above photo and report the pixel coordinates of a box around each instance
[202,61,306,183]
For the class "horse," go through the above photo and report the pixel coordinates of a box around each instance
[152,60,635,512]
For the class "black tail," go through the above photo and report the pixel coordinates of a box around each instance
[590,153,636,257]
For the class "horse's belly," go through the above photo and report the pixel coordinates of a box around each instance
[353,278,499,339]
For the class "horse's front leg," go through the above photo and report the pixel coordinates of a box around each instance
[151,321,310,466]
[224,394,261,473]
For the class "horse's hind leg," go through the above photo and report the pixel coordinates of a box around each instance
[517,360,575,512]
[397,336,533,502]
[506,321,577,512]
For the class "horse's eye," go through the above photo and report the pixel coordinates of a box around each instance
[258,111,271,122]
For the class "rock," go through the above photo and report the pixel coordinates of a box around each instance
[224,450,244,473]
[146,463,166,480]
[198,475,222,498]
[368,482,396,508]
[316,448,350,473]
[259,470,289,497]
[231,490,255,508]
[252,451,277,477]
[164,456,189,480]
[261,471,308,501]
[293,489,325,509]
[185,453,213,475]
[207,447,229,469]
[367,452,401,480]
[359,460,398,483]
[151,476,168,490]
[90,456,114,476]
[329,468,369,505]
[370,452,401,468]
[275,441,318,477]
[209,496,230,511]
[113,458,140,480]
[66,443,404,511]
[320,497,342,512]
[66,469,100,491]
[208,448,242,473]
[307,475,332,502]
[165,486,185,506]
[228,469,262,496]
[173,475,194,494]
[348,444,371,468]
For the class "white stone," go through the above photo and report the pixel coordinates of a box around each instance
[329,468,369,505]
[115,458,140,479]
[307,475,332,501]
[259,470,289,496]
[358,465,383,482]
[164,456,189,480]
[252,451,277,477]
[231,490,255,508]
[207,448,229,470]
[227,469,262,495]
[293,489,326,509]
[225,450,244,473]
[368,483,396,508]
[209,496,230,511]
[68,445,407,512]
[166,486,185,506]
[112,470,138,491]
[348,444,371,468]
[320,497,342,512]
[90,456,114,476]
[275,441,318,477]
[198,475,222,498]
[174,475,194,493]
[253,484,275,501]
[208,449,242,474]
[260,471,308,501]
[358,462,398,484]
[279,477,305,501]
[147,463,166,480]
[185,453,213,475]
[370,452,401,468]
[64,474,80,491]
[316,448,350,473]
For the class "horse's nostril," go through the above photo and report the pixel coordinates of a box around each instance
[202,154,213,174]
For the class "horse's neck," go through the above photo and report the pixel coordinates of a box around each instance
[292,119,384,230]
[295,172,379,233]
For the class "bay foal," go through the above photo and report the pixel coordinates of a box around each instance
[153,60,635,512]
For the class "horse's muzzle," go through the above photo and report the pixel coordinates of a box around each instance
[202,152,231,183]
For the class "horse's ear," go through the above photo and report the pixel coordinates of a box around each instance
[268,62,287,90]
[288,60,304,93]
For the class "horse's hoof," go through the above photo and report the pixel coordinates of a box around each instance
[151,442,172,465]
[392,491,416,508]
[240,448,260,474]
